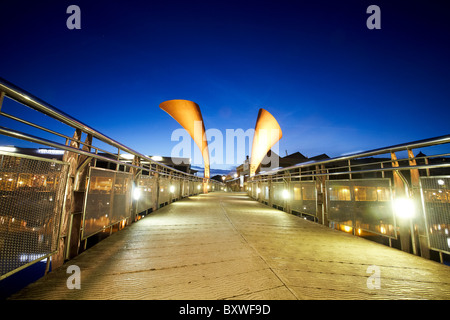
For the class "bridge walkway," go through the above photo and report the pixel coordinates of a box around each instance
[9,192,450,300]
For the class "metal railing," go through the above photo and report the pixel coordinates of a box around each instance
[229,135,450,263]
[0,77,222,280]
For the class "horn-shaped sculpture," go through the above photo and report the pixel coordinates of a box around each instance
[249,109,282,177]
[159,100,210,180]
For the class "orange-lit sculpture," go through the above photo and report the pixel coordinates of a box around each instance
[249,109,283,177]
[159,100,210,181]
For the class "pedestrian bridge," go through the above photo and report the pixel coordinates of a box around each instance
[0,77,450,300]
[8,192,450,300]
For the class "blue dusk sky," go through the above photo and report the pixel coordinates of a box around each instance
[0,0,449,172]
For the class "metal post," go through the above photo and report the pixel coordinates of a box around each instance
[155,168,161,208]
[0,91,5,112]
[131,155,141,222]
[55,129,83,268]
[391,151,412,254]
[408,148,430,258]
[348,159,352,180]
[315,164,327,225]
[285,171,291,214]
[268,176,273,207]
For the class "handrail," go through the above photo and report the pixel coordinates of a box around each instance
[250,163,450,182]
[0,77,202,178]
[252,134,450,178]
[0,125,145,171]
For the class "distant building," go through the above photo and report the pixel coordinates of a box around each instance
[210,175,225,182]
[227,150,331,191]
[236,151,330,177]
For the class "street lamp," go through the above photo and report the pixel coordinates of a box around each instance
[393,198,415,219]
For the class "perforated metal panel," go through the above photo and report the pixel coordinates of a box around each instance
[136,174,156,213]
[181,180,189,197]
[193,181,202,194]
[158,176,170,205]
[83,168,132,238]
[171,179,181,200]
[291,181,317,217]
[249,182,257,199]
[272,182,285,206]
[0,151,69,279]
[326,179,395,237]
[261,182,269,201]
[420,176,450,254]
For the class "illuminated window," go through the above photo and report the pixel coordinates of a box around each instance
[376,187,390,201]
[354,186,376,201]
[352,186,390,202]
[423,189,450,203]
[90,176,113,193]
[0,173,18,191]
[329,186,351,201]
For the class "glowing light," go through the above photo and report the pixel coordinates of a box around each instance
[133,187,142,200]
[393,198,415,219]
[19,253,47,263]
[343,225,352,233]
[282,189,289,200]
[437,179,445,186]
[256,188,261,194]
[37,149,65,155]
[169,185,175,193]
[0,146,17,152]
[120,153,135,160]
